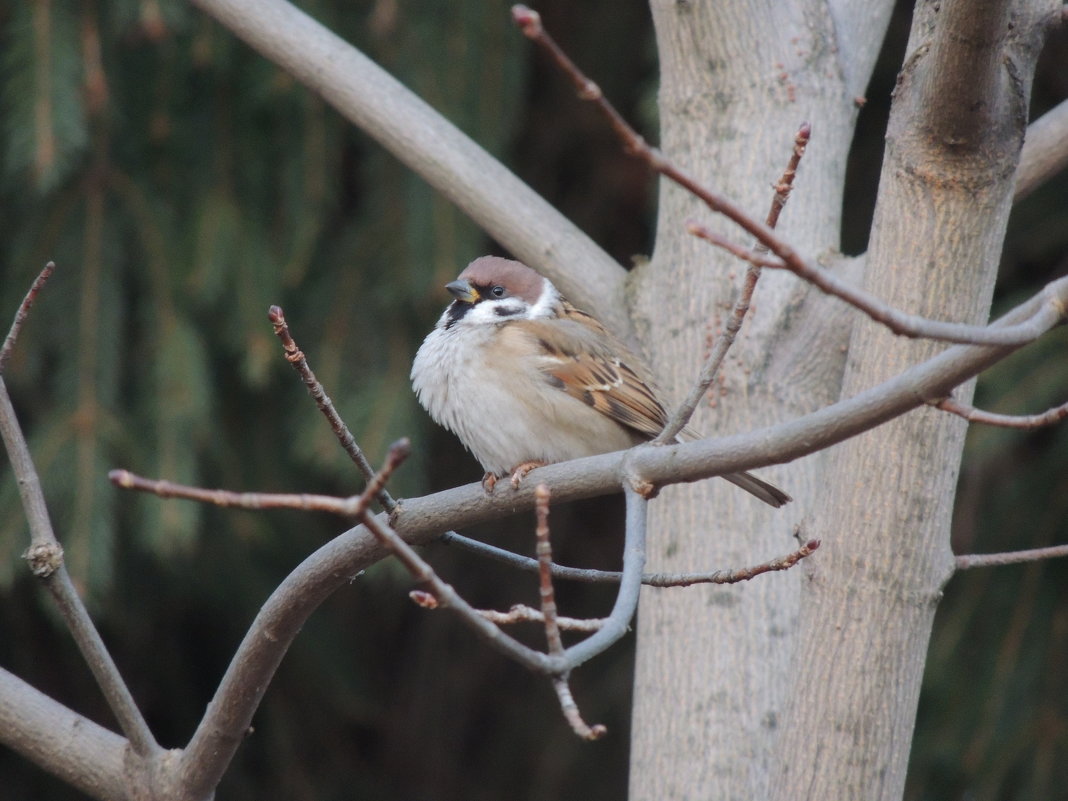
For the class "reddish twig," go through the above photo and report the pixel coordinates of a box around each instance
[481,604,606,632]
[553,675,607,741]
[513,5,1066,348]
[268,305,398,513]
[955,544,1068,570]
[0,261,56,374]
[687,223,1067,346]
[932,395,1068,429]
[110,437,405,520]
[409,593,606,632]
[110,470,375,518]
[642,539,820,587]
[441,529,818,587]
[535,484,564,655]
[657,123,811,443]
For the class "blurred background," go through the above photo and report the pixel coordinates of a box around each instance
[0,1,1065,799]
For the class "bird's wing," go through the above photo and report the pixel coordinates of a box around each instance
[520,304,668,439]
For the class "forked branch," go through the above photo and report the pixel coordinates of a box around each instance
[513,4,1066,349]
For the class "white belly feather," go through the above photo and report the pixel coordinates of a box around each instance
[411,322,636,476]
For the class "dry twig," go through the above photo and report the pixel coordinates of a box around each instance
[440,529,819,587]
[513,4,1067,348]
[268,305,398,513]
[956,544,1068,570]
[0,261,56,374]
[657,123,811,443]
[932,394,1068,429]
[0,267,157,757]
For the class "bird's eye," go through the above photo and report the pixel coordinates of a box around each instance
[490,285,506,298]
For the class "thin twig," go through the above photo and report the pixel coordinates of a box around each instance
[109,469,375,517]
[268,305,398,514]
[688,223,1068,346]
[553,675,606,741]
[439,529,819,587]
[0,261,56,374]
[535,484,564,655]
[955,544,1068,570]
[657,123,811,443]
[409,592,606,632]
[483,605,606,632]
[933,395,1068,429]
[0,386,157,756]
[514,5,1067,348]
[642,539,820,587]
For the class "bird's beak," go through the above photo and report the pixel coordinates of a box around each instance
[445,279,479,304]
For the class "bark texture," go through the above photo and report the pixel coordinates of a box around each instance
[770,2,1055,799]
[628,0,1056,799]
[629,1,874,797]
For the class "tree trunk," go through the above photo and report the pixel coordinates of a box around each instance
[629,0,868,796]
[629,0,1054,799]
[770,2,1054,799]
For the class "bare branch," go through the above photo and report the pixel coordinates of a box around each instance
[1016,98,1068,200]
[0,376,157,757]
[0,261,55,374]
[656,123,811,443]
[956,544,1068,570]
[440,529,818,588]
[534,484,564,655]
[411,590,605,631]
[471,604,606,633]
[109,469,367,515]
[516,5,1064,350]
[640,539,820,587]
[689,223,1068,347]
[187,0,629,334]
[0,667,131,801]
[268,305,397,513]
[932,394,1068,429]
[553,675,607,741]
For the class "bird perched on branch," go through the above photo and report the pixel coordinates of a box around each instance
[411,256,790,507]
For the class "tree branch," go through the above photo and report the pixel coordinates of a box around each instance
[439,528,818,588]
[108,266,1062,797]
[920,0,1014,149]
[0,261,55,375]
[516,4,1058,350]
[955,543,1068,570]
[0,667,132,801]
[656,123,810,443]
[268,305,397,513]
[1016,98,1068,200]
[186,0,629,333]
[0,290,157,759]
[689,224,1067,347]
[932,394,1068,428]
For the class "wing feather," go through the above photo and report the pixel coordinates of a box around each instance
[522,303,668,439]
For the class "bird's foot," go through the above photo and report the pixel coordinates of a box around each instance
[481,472,499,493]
[508,461,546,489]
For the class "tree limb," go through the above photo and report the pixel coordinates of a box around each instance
[186,0,629,333]
[1016,98,1068,200]
[0,667,132,801]
[0,381,157,757]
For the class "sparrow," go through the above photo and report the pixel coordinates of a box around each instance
[411,256,790,507]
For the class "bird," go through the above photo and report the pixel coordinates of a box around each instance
[411,256,790,507]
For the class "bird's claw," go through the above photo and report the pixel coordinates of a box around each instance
[508,461,546,489]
